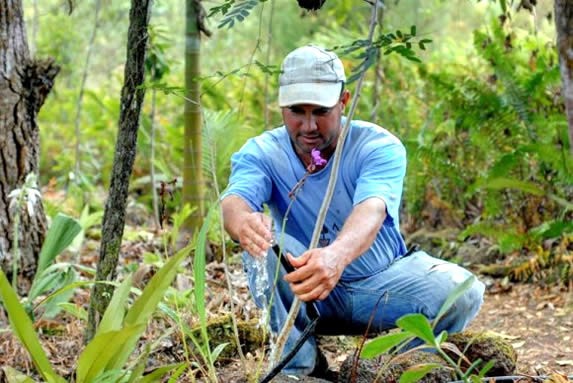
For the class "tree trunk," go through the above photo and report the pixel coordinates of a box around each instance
[0,0,59,293]
[555,0,573,155]
[86,0,151,341]
[182,0,208,234]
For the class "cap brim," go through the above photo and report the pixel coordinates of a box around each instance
[279,82,342,108]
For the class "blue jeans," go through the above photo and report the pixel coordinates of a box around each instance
[242,233,485,375]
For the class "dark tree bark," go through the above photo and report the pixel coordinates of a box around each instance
[86,0,152,341]
[0,0,59,293]
[555,0,573,155]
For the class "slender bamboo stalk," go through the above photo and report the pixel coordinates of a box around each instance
[269,1,381,368]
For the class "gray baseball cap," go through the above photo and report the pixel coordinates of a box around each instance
[278,45,346,108]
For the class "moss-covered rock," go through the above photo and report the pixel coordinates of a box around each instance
[337,351,456,383]
[447,331,517,376]
[189,315,267,359]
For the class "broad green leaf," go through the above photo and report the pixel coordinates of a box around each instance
[0,270,65,383]
[361,332,413,359]
[36,213,82,276]
[433,276,476,329]
[399,363,443,383]
[396,314,436,346]
[75,324,145,383]
[96,276,132,336]
[57,302,88,321]
[1,367,36,383]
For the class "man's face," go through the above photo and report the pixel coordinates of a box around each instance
[282,90,350,158]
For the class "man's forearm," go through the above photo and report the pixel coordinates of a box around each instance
[329,197,387,267]
[221,195,253,241]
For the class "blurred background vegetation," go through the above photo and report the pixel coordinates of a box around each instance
[29,0,571,283]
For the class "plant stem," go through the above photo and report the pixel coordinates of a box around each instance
[74,0,101,178]
[11,202,20,289]
[149,88,161,230]
[263,0,275,129]
[270,1,381,368]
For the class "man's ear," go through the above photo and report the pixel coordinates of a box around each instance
[340,90,351,108]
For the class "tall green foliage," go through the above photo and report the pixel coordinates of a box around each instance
[392,18,573,281]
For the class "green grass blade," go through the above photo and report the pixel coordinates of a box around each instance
[194,208,214,344]
[36,213,81,276]
[75,324,145,383]
[0,270,64,383]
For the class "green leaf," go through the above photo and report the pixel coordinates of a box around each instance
[194,207,216,364]
[211,342,229,361]
[166,364,187,383]
[399,363,443,383]
[499,0,507,13]
[480,177,544,196]
[0,270,65,383]
[1,367,37,383]
[396,314,436,346]
[529,220,573,240]
[36,213,81,277]
[433,276,476,328]
[361,331,413,359]
[96,276,132,336]
[57,302,88,321]
[137,364,185,383]
[75,324,145,383]
[107,242,193,370]
[410,25,416,36]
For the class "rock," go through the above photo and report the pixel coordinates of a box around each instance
[337,351,456,383]
[447,331,517,376]
[189,315,266,359]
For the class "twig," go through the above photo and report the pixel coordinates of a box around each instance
[73,0,101,178]
[269,0,381,369]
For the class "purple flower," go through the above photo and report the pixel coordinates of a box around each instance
[311,148,327,167]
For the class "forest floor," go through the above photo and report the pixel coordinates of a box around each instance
[1,230,572,382]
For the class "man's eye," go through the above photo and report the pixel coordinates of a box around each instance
[313,108,331,115]
[289,107,304,114]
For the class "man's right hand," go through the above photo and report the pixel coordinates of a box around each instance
[238,212,274,257]
[221,195,274,258]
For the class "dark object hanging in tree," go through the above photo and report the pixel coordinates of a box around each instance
[297,0,326,11]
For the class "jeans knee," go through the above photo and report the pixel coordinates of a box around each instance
[456,278,485,325]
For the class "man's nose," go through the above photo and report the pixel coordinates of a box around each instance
[301,113,318,133]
